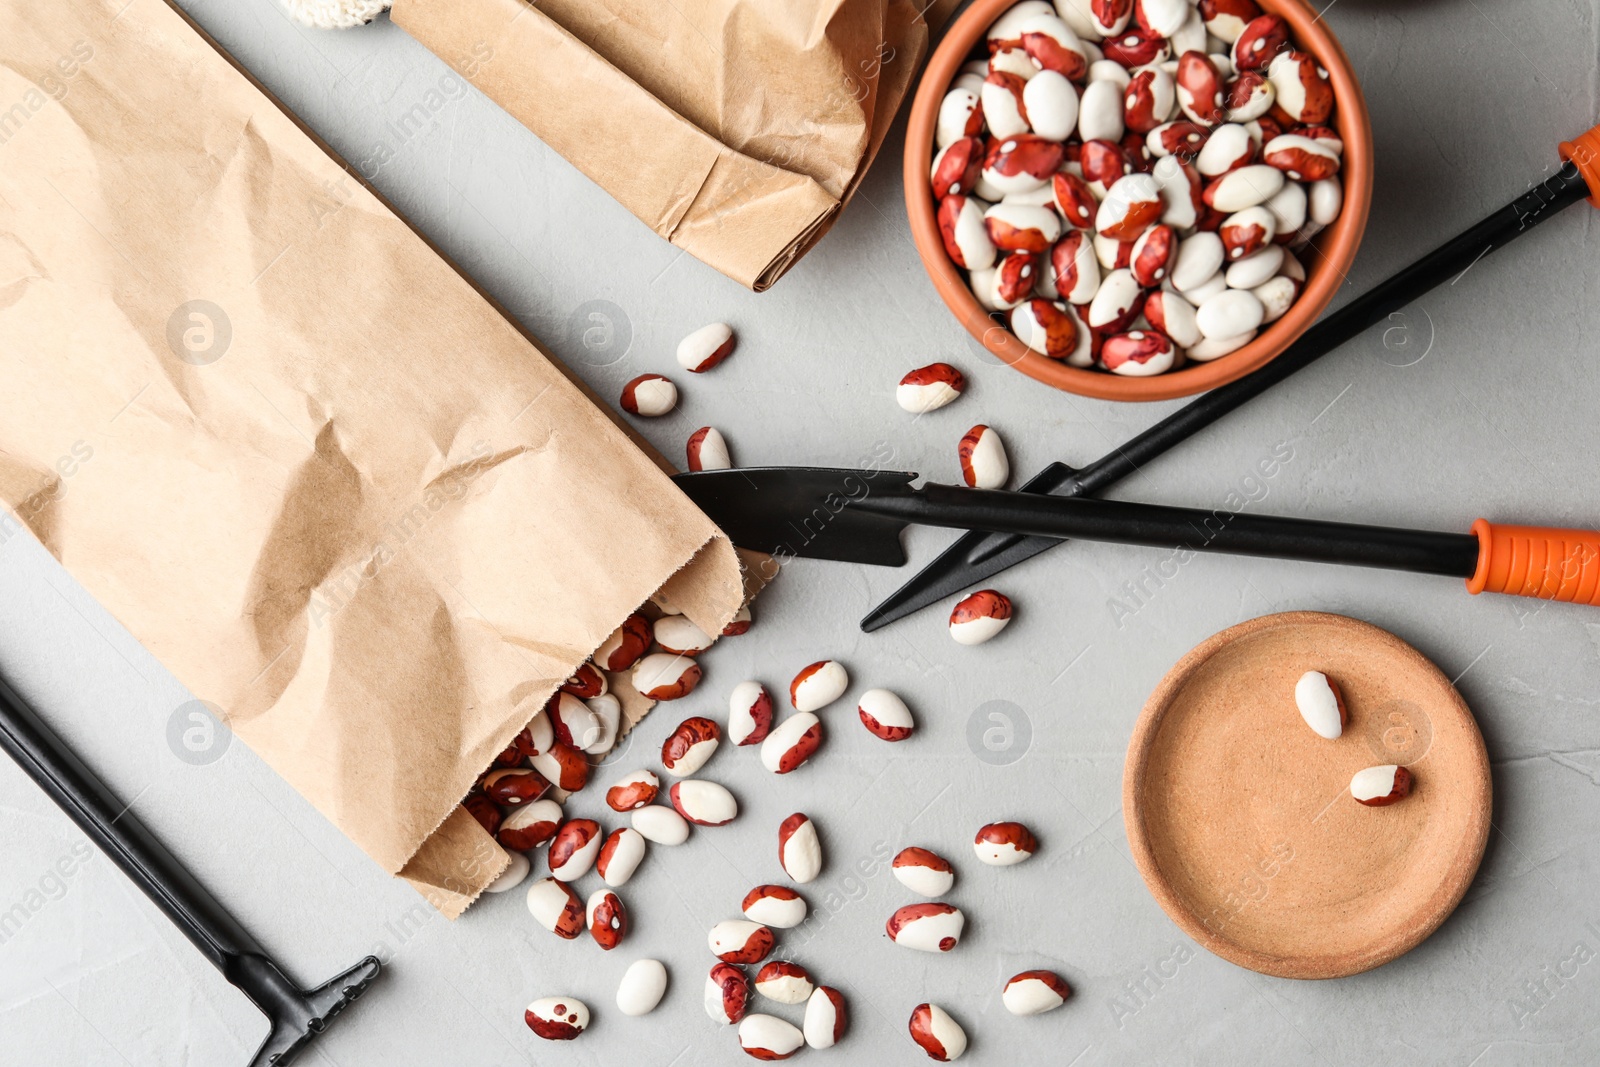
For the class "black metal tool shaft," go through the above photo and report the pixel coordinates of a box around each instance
[854,482,1484,578]
[0,672,380,1066]
[861,161,1592,631]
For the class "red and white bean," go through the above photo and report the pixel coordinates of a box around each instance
[755,961,814,1005]
[1202,0,1261,44]
[937,194,997,270]
[709,919,775,965]
[669,779,739,826]
[804,986,848,1050]
[483,767,550,807]
[743,884,808,929]
[596,613,651,672]
[909,1003,968,1061]
[661,716,721,776]
[706,962,751,1025]
[1011,299,1083,362]
[654,613,713,656]
[633,653,702,702]
[526,996,589,1041]
[620,374,677,417]
[547,818,601,881]
[980,73,1031,139]
[498,798,563,851]
[597,827,646,887]
[1002,970,1073,1015]
[526,877,585,939]
[677,322,736,373]
[887,903,965,952]
[1352,764,1413,806]
[892,847,956,898]
[949,589,1013,645]
[936,87,984,148]
[728,680,776,745]
[958,424,1010,489]
[857,688,915,742]
[605,769,660,813]
[778,812,823,883]
[739,1014,805,1060]
[974,821,1038,865]
[761,712,823,774]
[585,888,626,949]
[897,363,967,414]
[789,660,849,711]
[547,693,600,752]
[1102,329,1176,376]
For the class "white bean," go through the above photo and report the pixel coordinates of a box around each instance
[616,959,668,1017]
[1196,289,1265,339]
[1022,71,1079,141]
[1187,328,1257,361]
[1308,177,1343,225]
[1077,78,1126,142]
[1206,164,1285,212]
[1225,245,1284,290]
[1169,231,1225,293]
[1252,276,1298,323]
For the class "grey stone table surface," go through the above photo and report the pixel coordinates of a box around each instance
[4,1,1600,1064]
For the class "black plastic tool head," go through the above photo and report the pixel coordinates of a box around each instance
[858,460,1082,632]
[672,467,919,565]
[243,953,382,1066]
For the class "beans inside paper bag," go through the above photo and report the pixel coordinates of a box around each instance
[0,0,754,917]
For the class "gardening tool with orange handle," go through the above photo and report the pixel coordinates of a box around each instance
[1467,521,1600,604]
[862,125,1600,630]
[676,467,1600,608]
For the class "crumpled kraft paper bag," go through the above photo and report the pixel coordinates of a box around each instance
[390,0,960,291]
[0,0,752,917]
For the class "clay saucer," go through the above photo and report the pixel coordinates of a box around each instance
[1123,612,1490,979]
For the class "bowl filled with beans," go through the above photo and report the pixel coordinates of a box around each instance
[905,0,1372,401]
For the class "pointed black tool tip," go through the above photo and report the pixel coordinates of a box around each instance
[861,463,1084,633]
[859,578,937,633]
[858,604,891,633]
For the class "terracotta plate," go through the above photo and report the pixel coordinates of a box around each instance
[1123,612,1491,979]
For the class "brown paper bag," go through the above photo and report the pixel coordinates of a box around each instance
[390,0,960,291]
[0,0,752,916]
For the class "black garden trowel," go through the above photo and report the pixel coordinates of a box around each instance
[673,467,1600,609]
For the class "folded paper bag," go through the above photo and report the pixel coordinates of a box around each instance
[390,0,959,291]
[0,0,751,917]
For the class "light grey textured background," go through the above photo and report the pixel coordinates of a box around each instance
[4,1,1600,1064]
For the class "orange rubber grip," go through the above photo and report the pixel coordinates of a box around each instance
[1560,124,1600,207]
[1467,519,1600,605]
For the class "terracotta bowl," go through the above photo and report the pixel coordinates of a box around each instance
[1122,612,1491,979]
[904,0,1374,401]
